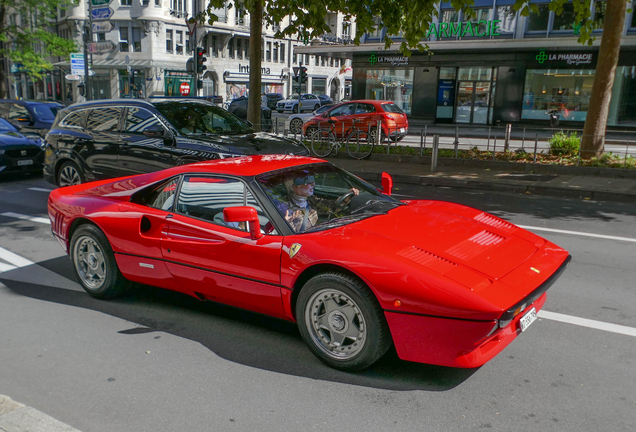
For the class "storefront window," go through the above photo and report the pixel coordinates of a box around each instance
[608,66,636,126]
[312,78,326,95]
[521,69,594,121]
[457,66,492,81]
[365,69,413,114]
[526,4,550,32]
[552,3,575,31]
[119,70,145,99]
[593,1,607,28]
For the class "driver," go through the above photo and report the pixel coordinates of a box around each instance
[276,172,359,233]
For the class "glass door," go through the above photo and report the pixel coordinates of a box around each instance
[455,80,491,124]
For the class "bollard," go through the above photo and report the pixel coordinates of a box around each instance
[492,135,497,161]
[454,133,459,158]
[533,134,538,163]
[521,128,526,152]
[432,135,439,172]
[377,120,383,155]
[487,126,491,153]
[504,123,512,151]
[424,125,427,154]
[626,140,631,166]
[420,129,425,156]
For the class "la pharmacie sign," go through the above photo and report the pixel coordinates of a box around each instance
[535,50,593,66]
[368,55,410,66]
[426,19,503,38]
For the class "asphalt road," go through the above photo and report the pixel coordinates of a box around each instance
[0,172,635,432]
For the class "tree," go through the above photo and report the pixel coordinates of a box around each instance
[201,0,625,146]
[0,0,77,99]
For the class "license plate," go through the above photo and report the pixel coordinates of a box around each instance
[17,159,33,166]
[400,128,406,133]
[519,307,537,332]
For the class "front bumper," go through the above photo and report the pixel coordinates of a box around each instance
[0,148,43,175]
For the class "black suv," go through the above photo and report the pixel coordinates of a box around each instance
[43,99,308,187]
[265,93,284,109]
[0,99,65,137]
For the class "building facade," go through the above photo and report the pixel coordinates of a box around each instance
[4,1,353,105]
[297,0,636,128]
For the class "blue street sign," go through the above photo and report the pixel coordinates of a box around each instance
[70,53,85,76]
[91,7,114,21]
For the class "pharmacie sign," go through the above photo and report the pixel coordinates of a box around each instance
[426,20,503,38]
[368,55,410,66]
[535,50,593,66]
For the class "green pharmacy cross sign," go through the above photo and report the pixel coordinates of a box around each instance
[426,20,502,38]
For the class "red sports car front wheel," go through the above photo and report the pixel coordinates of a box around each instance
[296,272,391,371]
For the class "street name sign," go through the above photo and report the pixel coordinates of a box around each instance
[91,7,114,21]
[90,0,111,5]
[88,40,117,54]
[92,21,114,33]
[65,74,81,81]
[70,53,84,75]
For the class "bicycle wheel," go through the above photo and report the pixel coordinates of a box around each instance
[346,130,374,160]
[311,130,335,158]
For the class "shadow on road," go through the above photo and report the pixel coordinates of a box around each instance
[1,255,478,392]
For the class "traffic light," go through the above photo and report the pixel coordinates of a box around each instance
[196,47,207,74]
[299,66,307,84]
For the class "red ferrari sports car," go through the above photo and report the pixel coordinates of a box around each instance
[48,155,570,371]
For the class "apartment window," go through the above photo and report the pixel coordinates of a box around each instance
[552,3,576,31]
[527,4,550,32]
[237,39,242,59]
[273,43,278,62]
[343,22,351,38]
[468,8,491,36]
[266,42,271,62]
[229,38,235,59]
[496,6,517,35]
[120,27,129,52]
[211,35,218,57]
[441,9,458,24]
[155,0,161,5]
[370,17,382,38]
[176,30,183,54]
[315,55,319,66]
[293,51,297,64]
[142,0,149,5]
[166,30,173,53]
[133,27,142,52]
[245,39,249,58]
[304,54,309,64]
[60,8,66,18]
[121,0,132,6]
[321,56,325,67]
[593,1,607,29]
[280,43,285,62]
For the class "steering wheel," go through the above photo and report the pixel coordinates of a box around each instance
[328,190,356,221]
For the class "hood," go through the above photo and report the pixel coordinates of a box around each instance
[0,131,39,147]
[180,132,308,156]
[350,202,536,280]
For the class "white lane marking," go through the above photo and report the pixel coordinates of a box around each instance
[0,212,51,225]
[0,262,17,272]
[539,310,636,337]
[518,225,636,244]
[0,245,35,272]
[29,187,54,193]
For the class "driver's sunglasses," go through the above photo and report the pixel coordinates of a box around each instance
[293,176,315,186]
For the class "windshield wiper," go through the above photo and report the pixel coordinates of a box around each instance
[304,214,372,233]
[350,199,401,215]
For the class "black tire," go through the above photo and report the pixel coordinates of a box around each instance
[290,118,303,134]
[70,224,131,299]
[310,130,335,158]
[295,272,392,371]
[346,130,374,160]
[314,104,320,111]
[293,105,299,113]
[57,160,84,187]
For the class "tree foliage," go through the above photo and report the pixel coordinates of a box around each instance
[0,0,77,87]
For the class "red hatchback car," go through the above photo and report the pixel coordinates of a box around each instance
[303,100,409,142]
[48,156,570,371]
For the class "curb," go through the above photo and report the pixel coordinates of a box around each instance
[0,395,81,432]
[350,170,636,204]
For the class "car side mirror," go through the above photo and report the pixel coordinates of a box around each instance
[143,124,165,138]
[381,172,393,196]
[223,206,263,240]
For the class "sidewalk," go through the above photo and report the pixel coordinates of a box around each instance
[0,395,81,432]
[331,155,636,203]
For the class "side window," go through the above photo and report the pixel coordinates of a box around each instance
[86,107,122,132]
[60,111,86,129]
[9,104,30,120]
[329,104,354,116]
[142,177,179,211]
[124,107,162,133]
[176,176,276,234]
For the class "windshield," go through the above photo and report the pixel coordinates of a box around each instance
[289,94,300,100]
[0,118,17,132]
[257,163,402,234]
[152,101,254,136]
[31,104,61,121]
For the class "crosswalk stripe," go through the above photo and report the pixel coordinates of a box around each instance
[0,245,35,268]
[0,262,17,272]
[538,310,636,337]
[0,212,50,225]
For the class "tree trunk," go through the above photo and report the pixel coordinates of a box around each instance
[247,0,263,131]
[580,0,627,159]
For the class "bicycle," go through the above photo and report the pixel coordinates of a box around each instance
[308,118,378,160]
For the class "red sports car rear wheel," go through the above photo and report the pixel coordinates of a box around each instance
[296,272,391,371]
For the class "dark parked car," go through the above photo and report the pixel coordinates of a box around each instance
[265,93,284,109]
[317,95,333,106]
[0,99,64,137]
[43,98,308,187]
[0,118,44,176]
[227,96,273,131]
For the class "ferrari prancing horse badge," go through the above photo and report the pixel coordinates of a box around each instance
[289,243,302,258]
